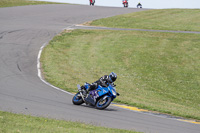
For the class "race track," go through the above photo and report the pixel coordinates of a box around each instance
[0,4,200,133]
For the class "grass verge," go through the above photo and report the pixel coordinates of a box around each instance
[90,9,200,32]
[41,29,200,120]
[0,111,138,133]
[0,0,64,8]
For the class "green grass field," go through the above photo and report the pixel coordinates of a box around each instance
[90,9,200,32]
[0,111,138,133]
[0,0,63,8]
[41,28,200,120]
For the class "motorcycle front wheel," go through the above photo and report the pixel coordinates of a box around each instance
[72,92,84,105]
[95,96,112,110]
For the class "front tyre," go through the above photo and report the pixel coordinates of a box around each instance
[95,96,112,110]
[72,92,84,105]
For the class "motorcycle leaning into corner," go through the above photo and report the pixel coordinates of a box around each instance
[72,82,120,110]
[89,0,95,6]
[122,0,128,8]
[137,3,142,8]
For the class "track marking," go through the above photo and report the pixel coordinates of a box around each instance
[112,104,148,112]
[178,119,200,124]
[112,104,200,125]
[37,42,73,95]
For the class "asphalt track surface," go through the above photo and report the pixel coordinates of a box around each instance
[0,4,200,133]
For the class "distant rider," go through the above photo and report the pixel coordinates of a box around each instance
[137,2,142,8]
[81,72,117,94]
[122,0,128,4]
[89,0,95,6]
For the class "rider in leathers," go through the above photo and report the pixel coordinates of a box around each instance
[82,72,117,93]
[89,0,95,6]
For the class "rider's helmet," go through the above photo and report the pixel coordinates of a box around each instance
[109,72,117,82]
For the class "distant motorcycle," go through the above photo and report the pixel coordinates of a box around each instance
[72,83,119,110]
[137,3,142,8]
[90,0,95,6]
[122,0,128,8]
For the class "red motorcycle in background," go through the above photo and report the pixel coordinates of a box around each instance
[90,0,95,6]
[122,0,128,7]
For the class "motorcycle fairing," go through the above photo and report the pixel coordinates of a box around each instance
[85,89,100,105]
[96,86,109,97]
[85,86,110,105]
[85,95,96,105]
[84,83,90,90]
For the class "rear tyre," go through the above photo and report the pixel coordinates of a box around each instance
[95,96,112,110]
[72,92,84,105]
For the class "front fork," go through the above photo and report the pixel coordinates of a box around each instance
[77,84,86,102]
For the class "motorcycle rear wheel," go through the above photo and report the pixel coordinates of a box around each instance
[72,92,84,105]
[96,96,112,110]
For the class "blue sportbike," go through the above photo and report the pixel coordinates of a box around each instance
[72,83,119,110]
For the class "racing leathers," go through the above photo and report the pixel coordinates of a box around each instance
[83,75,112,92]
